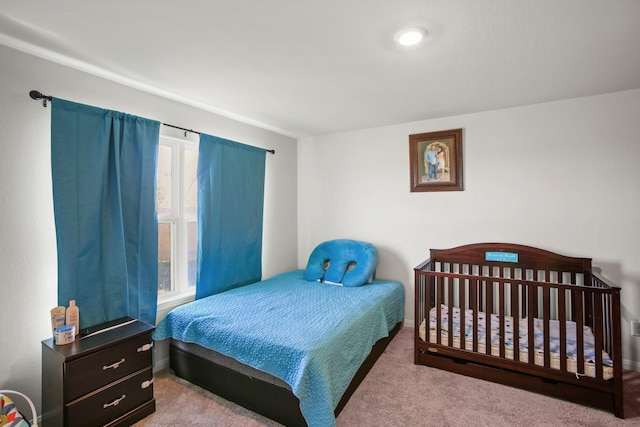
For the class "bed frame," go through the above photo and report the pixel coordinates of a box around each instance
[414,243,624,418]
[170,321,402,427]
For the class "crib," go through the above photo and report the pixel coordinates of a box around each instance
[414,243,624,418]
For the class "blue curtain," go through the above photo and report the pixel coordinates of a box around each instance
[196,134,266,299]
[51,98,159,328]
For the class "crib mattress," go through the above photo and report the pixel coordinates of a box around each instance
[419,304,614,380]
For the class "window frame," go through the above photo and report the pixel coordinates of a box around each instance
[157,134,198,307]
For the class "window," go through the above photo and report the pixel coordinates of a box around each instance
[157,136,198,302]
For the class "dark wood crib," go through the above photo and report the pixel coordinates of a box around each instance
[414,243,624,418]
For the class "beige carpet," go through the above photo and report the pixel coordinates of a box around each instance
[134,327,640,426]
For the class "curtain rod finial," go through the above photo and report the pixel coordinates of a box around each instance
[29,89,52,107]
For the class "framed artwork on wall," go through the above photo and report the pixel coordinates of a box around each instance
[409,128,463,192]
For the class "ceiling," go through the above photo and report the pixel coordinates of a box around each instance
[2,0,640,138]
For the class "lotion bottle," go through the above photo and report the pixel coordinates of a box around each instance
[50,306,66,335]
[66,300,80,338]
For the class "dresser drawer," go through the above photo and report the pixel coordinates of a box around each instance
[65,367,154,427]
[66,333,153,401]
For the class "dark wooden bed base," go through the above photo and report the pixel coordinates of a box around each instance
[170,321,403,427]
[414,243,624,418]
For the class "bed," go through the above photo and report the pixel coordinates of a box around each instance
[414,243,624,418]
[154,239,405,427]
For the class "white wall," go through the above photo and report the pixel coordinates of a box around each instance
[0,44,298,413]
[298,89,640,370]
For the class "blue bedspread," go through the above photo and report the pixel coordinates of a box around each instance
[153,270,405,427]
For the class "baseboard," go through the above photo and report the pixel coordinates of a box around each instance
[623,358,640,372]
[154,355,170,372]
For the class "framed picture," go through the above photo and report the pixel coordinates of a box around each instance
[409,128,463,192]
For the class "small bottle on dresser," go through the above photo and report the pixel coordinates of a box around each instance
[65,300,80,338]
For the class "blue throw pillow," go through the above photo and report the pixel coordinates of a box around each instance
[303,239,378,287]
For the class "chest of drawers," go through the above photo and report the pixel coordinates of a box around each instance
[42,319,155,427]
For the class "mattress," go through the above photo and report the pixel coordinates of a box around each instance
[419,304,614,380]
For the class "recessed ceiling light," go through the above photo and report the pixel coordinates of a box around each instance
[394,27,427,46]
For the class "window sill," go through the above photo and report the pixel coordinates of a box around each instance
[157,291,195,313]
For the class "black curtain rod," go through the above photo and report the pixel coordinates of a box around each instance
[161,123,275,154]
[28,90,275,154]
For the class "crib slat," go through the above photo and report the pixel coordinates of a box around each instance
[436,275,442,345]
[606,293,612,356]
[521,278,528,318]
[570,287,577,323]
[478,267,485,313]
[603,293,611,355]
[542,285,551,368]
[511,282,520,362]
[558,288,567,372]
[527,284,535,364]
[447,275,454,348]
[459,276,466,350]
[424,269,431,343]
[575,290,585,376]
[485,278,493,356]
[499,278,506,358]
[471,278,478,353]
[585,275,594,328]
[593,290,603,380]
[531,270,539,318]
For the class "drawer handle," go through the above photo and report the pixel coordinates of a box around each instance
[141,379,154,389]
[103,394,126,409]
[137,342,153,352]
[103,358,125,370]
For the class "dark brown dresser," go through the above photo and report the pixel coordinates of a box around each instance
[41,318,155,427]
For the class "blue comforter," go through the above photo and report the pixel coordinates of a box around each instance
[153,270,404,427]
